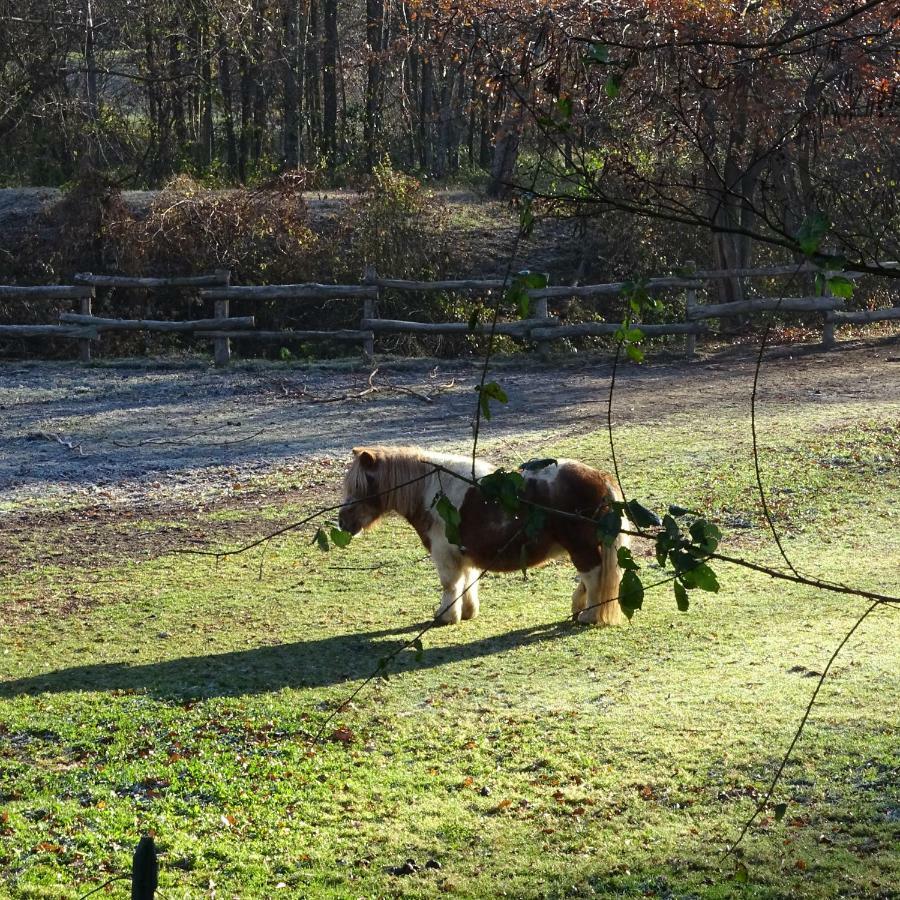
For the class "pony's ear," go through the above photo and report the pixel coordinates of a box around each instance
[352,447,377,469]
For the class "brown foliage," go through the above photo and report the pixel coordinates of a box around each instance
[105,175,320,285]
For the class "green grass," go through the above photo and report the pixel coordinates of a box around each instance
[1,401,898,898]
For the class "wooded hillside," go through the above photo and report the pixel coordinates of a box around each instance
[0,2,897,289]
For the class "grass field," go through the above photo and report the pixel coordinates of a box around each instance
[1,378,898,898]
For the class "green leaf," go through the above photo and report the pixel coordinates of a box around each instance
[679,562,720,593]
[668,504,699,518]
[773,802,788,822]
[655,533,669,568]
[674,579,689,612]
[516,270,549,290]
[519,457,557,472]
[617,546,640,571]
[556,96,573,120]
[475,381,508,421]
[596,509,623,546]
[519,199,535,238]
[329,527,353,549]
[507,284,531,319]
[689,519,722,554]
[625,499,661,528]
[313,528,330,552]
[524,505,546,540]
[625,343,644,363]
[478,469,524,513]
[584,43,610,65]
[412,637,424,662]
[796,213,829,256]
[605,73,622,99]
[619,570,644,617]
[662,514,681,541]
[624,326,644,343]
[434,493,463,546]
[825,275,853,299]
[734,861,749,883]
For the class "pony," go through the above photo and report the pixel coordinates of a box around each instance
[338,445,631,626]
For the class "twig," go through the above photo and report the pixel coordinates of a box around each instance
[29,430,85,456]
[750,267,804,579]
[277,369,438,405]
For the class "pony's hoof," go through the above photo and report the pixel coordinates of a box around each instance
[576,609,611,626]
[435,608,462,626]
[461,601,479,620]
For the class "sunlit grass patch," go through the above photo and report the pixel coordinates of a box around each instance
[1,402,897,898]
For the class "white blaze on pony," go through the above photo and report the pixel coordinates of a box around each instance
[338,446,632,626]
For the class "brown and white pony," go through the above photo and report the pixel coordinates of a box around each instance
[338,446,631,626]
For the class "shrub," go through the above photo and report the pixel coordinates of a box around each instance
[104,174,319,285]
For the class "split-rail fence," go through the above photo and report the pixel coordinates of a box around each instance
[1,263,897,366]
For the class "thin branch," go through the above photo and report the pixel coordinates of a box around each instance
[750,268,804,579]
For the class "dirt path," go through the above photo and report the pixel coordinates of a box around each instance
[1,340,897,515]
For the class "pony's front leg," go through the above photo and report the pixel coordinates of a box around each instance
[461,570,480,620]
[432,543,466,625]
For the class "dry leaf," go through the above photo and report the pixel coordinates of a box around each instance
[329,727,355,745]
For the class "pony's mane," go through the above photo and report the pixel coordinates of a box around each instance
[346,445,457,519]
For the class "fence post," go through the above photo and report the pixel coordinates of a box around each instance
[821,270,835,349]
[131,835,158,899]
[362,265,376,363]
[532,294,551,360]
[78,288,95,363]
[213,271,232,368]
[684,260,697,358]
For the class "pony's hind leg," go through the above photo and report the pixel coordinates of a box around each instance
[461,570,480,620]
[432,544,467,625]
[571,579,587,616]
[576,566,624,626]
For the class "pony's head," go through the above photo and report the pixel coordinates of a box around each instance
[338,447,385,535]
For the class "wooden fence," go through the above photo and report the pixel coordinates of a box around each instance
[1,263,897,366]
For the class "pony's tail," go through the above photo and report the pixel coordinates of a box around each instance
[584,481,631,626]
[596,510,631,625]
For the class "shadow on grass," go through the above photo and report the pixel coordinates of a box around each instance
[0,620,580,701]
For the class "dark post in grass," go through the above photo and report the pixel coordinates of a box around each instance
[78,288,95,363]
[131,836,158,899]
[683,260,698,358]
[362,264,377,362]
[821,270,835,349]
[213,269,233,368]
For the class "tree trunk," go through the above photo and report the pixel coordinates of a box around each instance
[169,30,187,150]
[200,28,214,167]
[305,0,321,158]
[238,49,252,181]
[487,97,523,197]
[282,2,300,169]
[216,31,239,177]
[420,47,434,172]
[364,0,384,170]
[322,0,338,163]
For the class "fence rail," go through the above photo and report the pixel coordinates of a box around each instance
[1,262,897,365]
